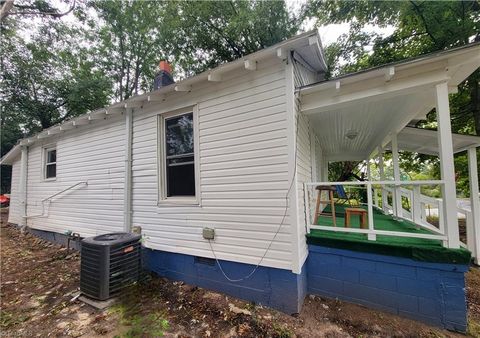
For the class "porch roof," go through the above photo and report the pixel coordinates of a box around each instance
[386,127,480,156]
[298,43,480,162]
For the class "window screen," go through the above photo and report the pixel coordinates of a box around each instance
[45,149,56,179]
[165,113,195,196]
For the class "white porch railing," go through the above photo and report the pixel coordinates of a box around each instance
[304,180,449,244]
[378,184,478,262]
[305,180,479,262]
[457,207,479,264]
[378,185,445,235]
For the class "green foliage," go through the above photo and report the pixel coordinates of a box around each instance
[0,310,30,328]
[0,0,298,192]
[305,1,480,194]
[116,313,169,338]
[87,0,169,101]
[163,0,299,76]
[1,18,112,139]
[272,322,293,338]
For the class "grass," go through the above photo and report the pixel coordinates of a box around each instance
[468,319,480,337]
[108,282,169,338]
[0,311,30,328]
[115,313,169,338]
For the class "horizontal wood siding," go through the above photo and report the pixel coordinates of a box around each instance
[24,116,125,236]
[131,58,292,270]
[7,158,21,225]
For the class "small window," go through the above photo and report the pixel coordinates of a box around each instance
[45,148,56,179]
[164,112,195,197]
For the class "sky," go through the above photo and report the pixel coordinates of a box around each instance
[285,0,395,47]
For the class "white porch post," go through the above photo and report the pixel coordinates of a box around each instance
[320,157,329,182]
[391,134,403,218]
[366,157,371,181]
[435,82,460,249]
[467,147,480,263]
[378,146,388,213]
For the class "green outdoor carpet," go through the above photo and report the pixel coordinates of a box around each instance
[307,205,471,264]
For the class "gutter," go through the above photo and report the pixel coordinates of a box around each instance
[124,108,133,232]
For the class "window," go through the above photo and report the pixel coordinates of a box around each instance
[45,148,56,179]
[160,110,198,201]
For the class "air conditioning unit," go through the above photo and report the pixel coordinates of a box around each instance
[80,232,142,300]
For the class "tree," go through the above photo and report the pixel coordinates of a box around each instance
[0,0,76,20]
[162,0,299,76]
[88,0,170,101]
[88,0,299,101]
[304,0,480,185]
[1,22,112,133]
[0,13,111,192]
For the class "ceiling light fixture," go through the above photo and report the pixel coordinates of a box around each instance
[346,130,359,140]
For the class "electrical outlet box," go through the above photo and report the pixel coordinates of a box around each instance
[202,227,215,240]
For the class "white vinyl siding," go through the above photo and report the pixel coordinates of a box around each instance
[292,58,322,88]
[24,115,125,237]
[131,58,293,270]
[293,57,322,267]
[295,98,311,267]
[7,158,22,225]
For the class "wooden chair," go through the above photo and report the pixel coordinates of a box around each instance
[314,185,337,226]
[335,185,359,207]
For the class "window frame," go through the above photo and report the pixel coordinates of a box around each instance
[43,146,57,181]
[157,106,200,206]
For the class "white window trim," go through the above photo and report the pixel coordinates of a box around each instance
[157,105,200,206]
[43,146,57,181]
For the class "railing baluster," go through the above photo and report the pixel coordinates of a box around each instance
[367,182,376,240]
[412,185,422,227]
[465,211,475,256]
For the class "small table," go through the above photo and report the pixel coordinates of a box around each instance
[345,208,368,229]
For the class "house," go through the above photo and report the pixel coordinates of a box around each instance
[2,30,480,332]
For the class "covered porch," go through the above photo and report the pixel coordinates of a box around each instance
[297,43,480,264]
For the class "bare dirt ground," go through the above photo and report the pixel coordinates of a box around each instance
[1,210,479,337]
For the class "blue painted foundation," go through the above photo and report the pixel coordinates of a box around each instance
[307,245,469,332]
[143,248,306,314]
[20,226,469,332]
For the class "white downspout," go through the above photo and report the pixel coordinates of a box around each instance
[19,145,28,229]
[285,53,301,274]
[124,108,133,232]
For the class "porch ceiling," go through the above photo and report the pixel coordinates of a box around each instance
[298,43,480,162]
[307,89,435,161]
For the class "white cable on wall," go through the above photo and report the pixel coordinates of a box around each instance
[208,110,300,283]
